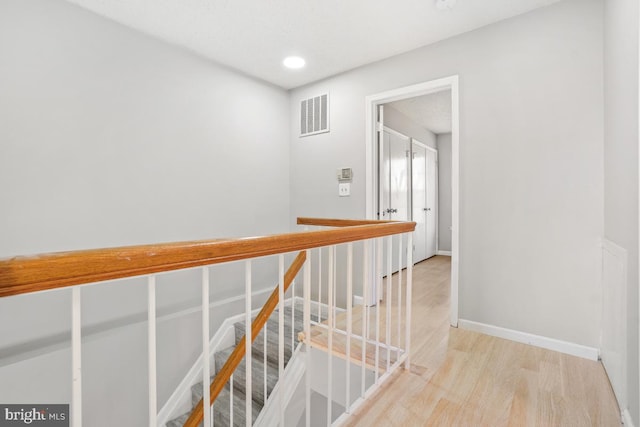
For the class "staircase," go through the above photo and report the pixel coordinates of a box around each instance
[167,302,321,427]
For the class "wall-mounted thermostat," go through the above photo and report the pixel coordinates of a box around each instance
[337,168,352,182]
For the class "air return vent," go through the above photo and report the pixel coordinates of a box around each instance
[300,93,329,137]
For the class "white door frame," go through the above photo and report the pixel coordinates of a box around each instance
[365,75,460,327]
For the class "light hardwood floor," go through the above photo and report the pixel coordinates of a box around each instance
[335,255,621,427]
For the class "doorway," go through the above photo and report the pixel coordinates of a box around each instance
[365,76,459,327]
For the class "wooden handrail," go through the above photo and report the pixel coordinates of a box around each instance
[0,218,415,298]
[184,250,307,427]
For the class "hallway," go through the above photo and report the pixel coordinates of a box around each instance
[343,256,621,426]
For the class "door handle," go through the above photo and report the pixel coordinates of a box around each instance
[387,208,398,214]
[423,208,431,211]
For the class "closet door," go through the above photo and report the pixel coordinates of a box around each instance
[412,143,427,262]
[425,148,438,259]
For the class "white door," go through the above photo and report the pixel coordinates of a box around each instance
[412,144,427,262]
[411,142,438,262]
[425,148,437,259]
[378,127,410,303]
[379,130,410,222]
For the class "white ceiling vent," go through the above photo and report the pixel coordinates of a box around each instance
[300,94,329,137]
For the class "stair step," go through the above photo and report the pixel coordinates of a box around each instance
[167,387,259,427]
[213,386,260,427]
[165,413,191,427]
[213,346,278,407]
[190,377,214,408]
[234,304,326,366]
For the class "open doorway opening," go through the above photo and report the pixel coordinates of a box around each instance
[365,76,459,327]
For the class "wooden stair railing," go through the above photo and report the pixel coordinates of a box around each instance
[0,218,415,298]
[0,217,416,426]
[183,250,306,427]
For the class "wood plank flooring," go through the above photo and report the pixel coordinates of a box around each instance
[333,256,622,427]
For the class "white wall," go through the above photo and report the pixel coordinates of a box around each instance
[604,0,639,423]
[437,133,452,252]
[290,0,604,350]
[0,0,290,425]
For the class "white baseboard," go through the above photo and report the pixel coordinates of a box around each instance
[458,319,599,361]
[623,409,636,427]
[353,295,364,306]
[436,250,452,256]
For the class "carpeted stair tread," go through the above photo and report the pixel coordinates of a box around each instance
[214,346,279,407]
[165,413,190,427]
[189,377,214,408]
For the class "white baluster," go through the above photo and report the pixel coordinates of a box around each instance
[361,240,368,397]
[405,232,413,370]
[278,255,285,426]
[291,279,296,353]
[202,268,211,427]
[327,246,334,427]
[245,261,252,427]
[386,236,392,373]
[230,374,234,426]
[333,246,337,326]
[148,276,157,426]
[264,322,268,411]
[71,287,82,427]
[303,250,311,427]
[397,234,403,361]
[375,238,382,384]
[317,248,322,324]
[345,243,353,412]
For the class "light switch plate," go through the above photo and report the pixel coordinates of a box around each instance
[339,183,350,197]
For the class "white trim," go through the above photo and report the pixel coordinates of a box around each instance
[623,409,636,427]
[365,75,460,328]
[458,319,599,361]
[382,125,411,141]
[436,250,452,256]
[600,238,629,414]
[352,295,364,307]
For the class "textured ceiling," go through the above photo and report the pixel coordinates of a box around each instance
[387,90,452,134]
[65,0,562,89]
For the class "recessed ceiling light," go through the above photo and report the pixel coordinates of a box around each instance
[283,56,306,69]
